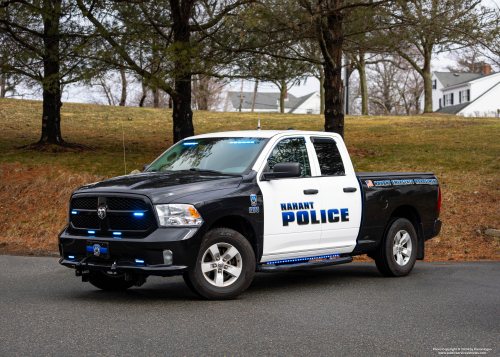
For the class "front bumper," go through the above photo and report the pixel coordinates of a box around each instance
[58,226,203,275]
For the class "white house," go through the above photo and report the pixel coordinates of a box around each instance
[226,91,321,114]
[419,64,500,117]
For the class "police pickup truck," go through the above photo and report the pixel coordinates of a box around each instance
[59,130,442,299]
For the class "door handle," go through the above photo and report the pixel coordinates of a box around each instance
[343,187,357,193]
[304,189,319,195]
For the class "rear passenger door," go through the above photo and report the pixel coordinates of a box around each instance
[310,137,362,252]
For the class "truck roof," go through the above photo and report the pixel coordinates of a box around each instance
[187,130,339,140]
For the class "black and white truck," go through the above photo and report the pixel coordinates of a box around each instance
[59,130,442,299]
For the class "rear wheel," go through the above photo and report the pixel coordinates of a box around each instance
[374,218,417,277]
[183,228,256,300]
[88,271,138,291]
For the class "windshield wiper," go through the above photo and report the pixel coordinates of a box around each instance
[187,168,240,176]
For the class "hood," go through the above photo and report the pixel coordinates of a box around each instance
[73,171,243,204]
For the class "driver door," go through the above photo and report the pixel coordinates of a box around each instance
[258,137,322,262]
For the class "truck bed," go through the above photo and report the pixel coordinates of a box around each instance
[353,171,440,258]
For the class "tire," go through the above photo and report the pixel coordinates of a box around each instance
[184,228,256,300]
[374,218,417,277]
[88,271,138,291]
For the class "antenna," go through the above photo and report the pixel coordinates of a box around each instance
[121,120,126,175]
[258,119,261,130]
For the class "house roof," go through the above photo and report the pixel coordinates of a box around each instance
[435,102,470,115]
[435,81,500,115]
[289,92,318,112]
[229,92,299,110]
[228,91,318,112]
[434,72,485,88]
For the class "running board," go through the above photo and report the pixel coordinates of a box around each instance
[257,256,353,272]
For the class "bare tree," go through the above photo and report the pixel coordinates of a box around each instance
[446,48,487,73]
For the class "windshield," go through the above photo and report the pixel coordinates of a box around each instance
[147,137,269,174]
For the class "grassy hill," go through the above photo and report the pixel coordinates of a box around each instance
[1,97,499,261]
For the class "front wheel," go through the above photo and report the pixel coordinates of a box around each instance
[183,228,256,300]
[374,218,417,277]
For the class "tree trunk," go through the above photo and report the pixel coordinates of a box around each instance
[198,76,209,110]
[423,49,433,113]
[119,67,127,106]
[358,53,368,115]
[39,0,63,144]
[168,95,173,108]
[1,72,6,98]
[239,78,244,111]
[320,14,344,138]
[318,65,324,115]
[153,87,159,108]
[279,79,286,114]
[171,0,194,142]
[251,79,258,112]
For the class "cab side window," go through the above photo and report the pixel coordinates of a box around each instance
[267,138,311,177]
[311,137,345,176]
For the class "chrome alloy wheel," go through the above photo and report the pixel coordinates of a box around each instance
[201,243,243,287]
[392,230,412,266]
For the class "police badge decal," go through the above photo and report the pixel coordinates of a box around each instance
[250,194,257,207]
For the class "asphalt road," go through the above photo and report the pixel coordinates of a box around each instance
[0,256,498,357]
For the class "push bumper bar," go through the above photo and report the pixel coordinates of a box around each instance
[59,257,188,276]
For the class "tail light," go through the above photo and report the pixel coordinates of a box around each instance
[437,187,441,212]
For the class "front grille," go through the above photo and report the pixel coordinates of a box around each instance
[108,197,148,211]
[71,215,100,229]
[109,215,153,231]
[72,197,98,210]
[69,195,155,237]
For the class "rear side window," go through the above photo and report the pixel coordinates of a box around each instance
[311,137,345,176]
[267,137,311,177]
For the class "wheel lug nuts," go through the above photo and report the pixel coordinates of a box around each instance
[224,265,228,269]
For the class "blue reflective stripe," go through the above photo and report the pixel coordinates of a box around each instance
[86,246,107,253]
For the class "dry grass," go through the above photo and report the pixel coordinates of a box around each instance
[1,98,499,260]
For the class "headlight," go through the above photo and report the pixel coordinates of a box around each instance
[155,204,204,227]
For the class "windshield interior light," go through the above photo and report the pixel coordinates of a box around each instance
[183,142,197,146]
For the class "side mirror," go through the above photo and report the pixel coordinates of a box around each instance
[261,162,301,181]
[142,164,151,172]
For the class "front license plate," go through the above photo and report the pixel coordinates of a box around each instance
[86,241,110,259]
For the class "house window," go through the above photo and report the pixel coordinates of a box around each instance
[432,80,437,90]
[444,93,454,106]
[439,98,442,108]
[460,90,470,103]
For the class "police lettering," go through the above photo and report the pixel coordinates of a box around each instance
[281,202,349,226]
